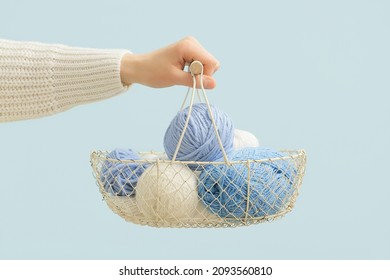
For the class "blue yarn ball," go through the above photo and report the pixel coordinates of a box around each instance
[163,103,234,166]
[198,147,297,218]
[101,148,148,196]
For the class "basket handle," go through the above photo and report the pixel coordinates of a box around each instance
[171,61,230,164]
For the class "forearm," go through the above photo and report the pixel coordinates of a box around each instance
[0,39,130,122]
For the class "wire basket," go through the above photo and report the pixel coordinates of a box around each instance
[90,61,307,228]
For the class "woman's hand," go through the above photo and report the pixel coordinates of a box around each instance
[120,36,220,89]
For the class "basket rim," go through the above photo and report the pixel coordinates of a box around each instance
[90,149,306,165]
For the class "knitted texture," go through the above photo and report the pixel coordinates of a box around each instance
[0,39,129,122]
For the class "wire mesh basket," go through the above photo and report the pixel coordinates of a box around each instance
[90,61,307,228]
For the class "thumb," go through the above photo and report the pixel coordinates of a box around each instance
[201,75,217,89]
[174,70,217,89]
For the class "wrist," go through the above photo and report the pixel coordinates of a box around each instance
[120,53,139,86]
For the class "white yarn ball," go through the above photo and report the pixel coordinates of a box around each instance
[233,129,260,149]
[140,153,169,161]
[136,163,199,220]
[140,153,159,161]
[159,154,169,160]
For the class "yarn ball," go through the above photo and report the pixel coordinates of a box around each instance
[136,163,199,220]
[163,103,234,166]
[233,129,260,149]
[101,148,148,196]
[140,153,160,161]
[198,147,296,218]
[140,153,170,161]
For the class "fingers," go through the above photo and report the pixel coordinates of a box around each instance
[200,60,220,77]
[179,36,220,78]
[202,75,217,89]
[174,69,217,89]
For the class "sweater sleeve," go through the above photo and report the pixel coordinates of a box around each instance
[0,39,130,122]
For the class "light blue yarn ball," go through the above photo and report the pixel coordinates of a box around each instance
[101,148,148,196]
[163,103,234,167]
[198,147,297,218]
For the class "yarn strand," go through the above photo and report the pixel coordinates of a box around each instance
[197,63,230,164]
[171,72,197,161]
[180,87,191,111]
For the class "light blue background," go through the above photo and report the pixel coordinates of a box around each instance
[0,0,389,259]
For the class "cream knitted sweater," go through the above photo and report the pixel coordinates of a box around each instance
[0,39,129,122]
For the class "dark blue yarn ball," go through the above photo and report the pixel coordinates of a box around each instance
[198,147,297,218]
